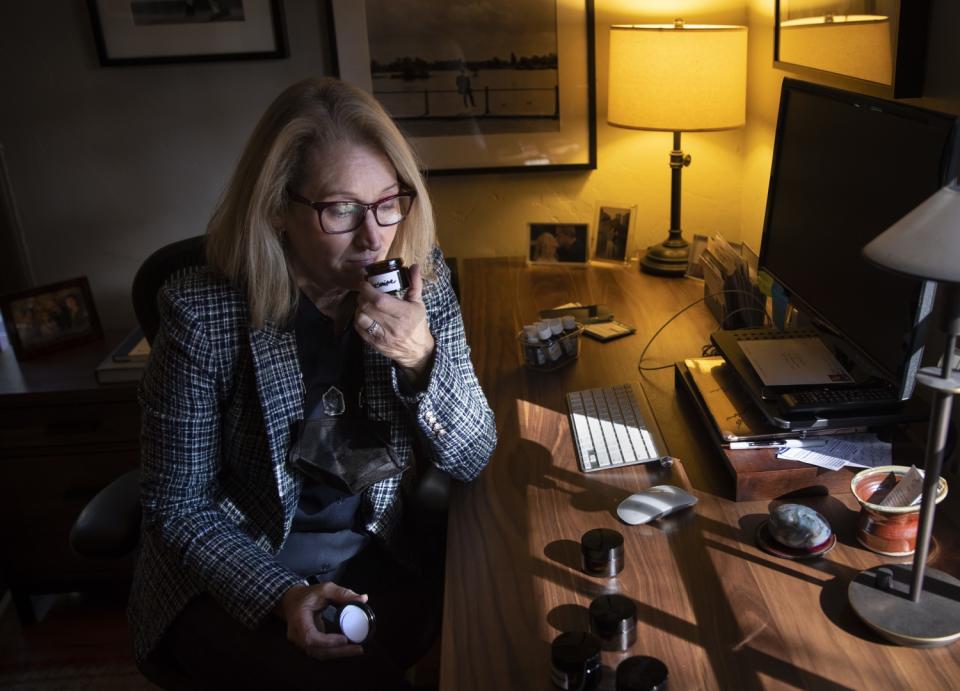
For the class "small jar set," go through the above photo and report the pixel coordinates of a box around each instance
[549,528,669,690]
[518,316,583,371]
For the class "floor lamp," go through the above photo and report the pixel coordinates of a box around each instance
[607,20,747,276]
[851,180,960,647]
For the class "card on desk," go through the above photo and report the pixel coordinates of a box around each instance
[582,320,635,342]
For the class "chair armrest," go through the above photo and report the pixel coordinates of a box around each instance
[69,469,142,559]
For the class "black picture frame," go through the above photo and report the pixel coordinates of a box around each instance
[0,277,104,360]
[773,0,928,98]
[328,0,596,176]
[88,0,288,67]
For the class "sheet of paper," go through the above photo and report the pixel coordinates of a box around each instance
[777,446,846,470]
[777,433,892,471]
[739,337,853,387]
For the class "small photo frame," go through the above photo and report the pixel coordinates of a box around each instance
[0,277,103,360]
[592,203,635,263]
[684,234,710,279]
[528,223,589,265]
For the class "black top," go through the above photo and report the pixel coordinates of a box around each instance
[275,292,368,580]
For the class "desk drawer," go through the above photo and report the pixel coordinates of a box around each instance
[0,401,141,452]
[0,448,138,588]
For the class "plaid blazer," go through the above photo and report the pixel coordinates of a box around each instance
[127,248,495,663]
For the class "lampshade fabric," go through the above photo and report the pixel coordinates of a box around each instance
[608,24,747,132]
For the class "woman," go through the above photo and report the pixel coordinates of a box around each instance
[128,77,496,689]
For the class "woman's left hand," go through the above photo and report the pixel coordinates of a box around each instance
[355,263,435,386]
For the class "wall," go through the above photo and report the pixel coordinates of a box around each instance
[0,1,331,327]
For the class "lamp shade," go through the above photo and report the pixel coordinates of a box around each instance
[608,23,747,132]
[863,182,960,284]
[779,15,892,85]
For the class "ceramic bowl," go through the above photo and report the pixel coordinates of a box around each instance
[850,465,948,557]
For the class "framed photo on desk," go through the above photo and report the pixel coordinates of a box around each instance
[0,277,103,360]
[528,223,588,265]
[591,202,635,264]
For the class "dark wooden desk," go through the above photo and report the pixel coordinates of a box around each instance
[441,258,960,690]
[0,334,139,622]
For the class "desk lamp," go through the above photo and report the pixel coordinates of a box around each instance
[607,20,747,276]
[851,180,960,647]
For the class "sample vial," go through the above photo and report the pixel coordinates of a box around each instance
[561,315,579,356]
[537,324,563,363]
[523,325,546,366]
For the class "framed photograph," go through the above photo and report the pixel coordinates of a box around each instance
[528,223,589,266]
[591,203,635,264]
[0,277,103,360]
[684,234,709,280]
[329,0,596,175]
[88,0,288,66]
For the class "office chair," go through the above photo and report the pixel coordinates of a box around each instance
[69,235,207,559]
[70,238,458,557]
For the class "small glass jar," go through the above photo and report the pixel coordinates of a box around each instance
[364,258,410,295]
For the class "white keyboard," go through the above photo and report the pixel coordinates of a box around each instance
[566,384,666,473]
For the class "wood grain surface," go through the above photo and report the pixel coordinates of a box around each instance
[440,258,960,690]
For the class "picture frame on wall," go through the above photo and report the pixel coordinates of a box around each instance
[528,223,589,266]
[329,0,596,175]
[0,277,103,360]
[591,203,635,264]
[88,0,288,66]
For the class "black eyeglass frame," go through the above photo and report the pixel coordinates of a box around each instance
[288,189,418,235]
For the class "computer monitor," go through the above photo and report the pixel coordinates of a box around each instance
[758,79,960,400]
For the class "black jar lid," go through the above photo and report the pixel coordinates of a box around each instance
[589,594,637,636]
[616,656,669,691]
[581,528,624,562]
[364,258,404,276]
[550,631,602,673]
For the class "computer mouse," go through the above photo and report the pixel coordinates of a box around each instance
[616,485,698,526]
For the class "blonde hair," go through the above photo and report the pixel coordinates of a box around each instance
[206,77,436,327]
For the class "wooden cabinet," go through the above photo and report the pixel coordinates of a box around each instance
[0,333,139,621]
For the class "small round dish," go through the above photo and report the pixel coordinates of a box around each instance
[755,519,836,560]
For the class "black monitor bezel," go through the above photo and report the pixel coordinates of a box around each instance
[757,78,959,399]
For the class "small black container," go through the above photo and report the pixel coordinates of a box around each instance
[364,258,410,295]
[581,528,624,577]
[616,656,669,691]
[589,594,637,651]
[550,631,602,690]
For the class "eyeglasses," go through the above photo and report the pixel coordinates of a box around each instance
[289,189,417,234]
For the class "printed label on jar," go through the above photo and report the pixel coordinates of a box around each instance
[368,269,403,293]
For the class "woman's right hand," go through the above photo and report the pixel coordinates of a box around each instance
[279,581,368,659]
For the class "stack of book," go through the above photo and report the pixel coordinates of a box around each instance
[95,328,150,384]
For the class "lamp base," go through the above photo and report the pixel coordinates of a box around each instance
[848,564,960,647]
[640,238,690,277]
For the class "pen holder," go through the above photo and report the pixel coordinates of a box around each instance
[851,465,948,556]
[518,323,583,372]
